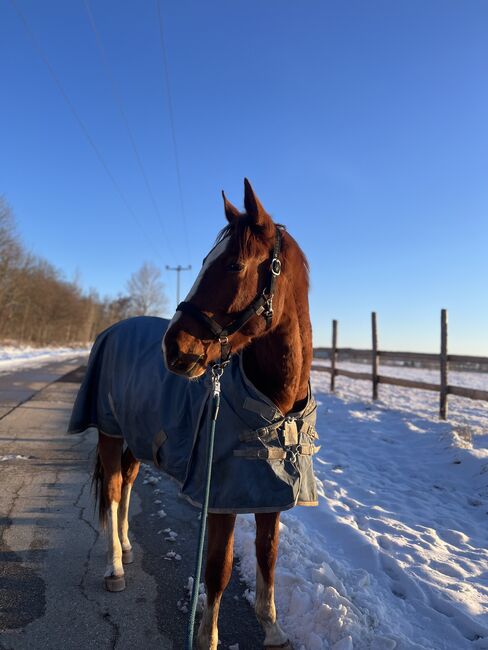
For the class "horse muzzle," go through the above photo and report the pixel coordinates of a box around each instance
[163,332,207,378]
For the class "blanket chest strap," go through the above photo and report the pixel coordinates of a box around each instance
[233,443,320,460]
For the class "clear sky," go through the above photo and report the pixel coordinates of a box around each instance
[2,1,487,353]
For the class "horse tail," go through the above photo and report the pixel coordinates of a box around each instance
[92,445,108,529]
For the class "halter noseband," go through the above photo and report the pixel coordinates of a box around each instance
[176,226,283,366]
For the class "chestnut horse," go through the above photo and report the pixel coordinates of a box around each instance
[91,180,313,649]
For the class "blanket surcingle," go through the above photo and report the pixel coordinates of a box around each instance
[68,316,319,513]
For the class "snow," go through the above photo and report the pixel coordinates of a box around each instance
[0,344,89,373]
[312,360,488,452]
[231,364,488,649]
[164,550,181,561]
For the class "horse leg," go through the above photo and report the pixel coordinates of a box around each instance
[118,447,140,565]
[197,513,236,650]
[255,512,291,649]
[95,432,125,592]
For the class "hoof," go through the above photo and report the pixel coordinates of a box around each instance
[122,549,134,564]
[104,574,126,592]
[265,643,293,650]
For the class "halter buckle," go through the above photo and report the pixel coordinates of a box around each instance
[270,258,281,276]
[263,296,273,319]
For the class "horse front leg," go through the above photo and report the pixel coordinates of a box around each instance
[197,513,236,650]
[118,447,140,564]
[96,432,125,591]
[255,512,292,649]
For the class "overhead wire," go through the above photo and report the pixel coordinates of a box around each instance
[82,0,176,260]
[156,0,192,263]
[9,0,166,262]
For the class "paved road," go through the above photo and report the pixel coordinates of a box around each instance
[0,356,87,419]
[0,360,263,649]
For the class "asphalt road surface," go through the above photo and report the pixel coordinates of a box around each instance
[0,359,263,649]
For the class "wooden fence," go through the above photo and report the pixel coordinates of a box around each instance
[312,309,488,420]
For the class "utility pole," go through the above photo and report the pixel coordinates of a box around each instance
[166,264,192,307]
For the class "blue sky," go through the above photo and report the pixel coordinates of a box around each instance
[2,1,487,353]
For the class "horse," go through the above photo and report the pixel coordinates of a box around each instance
[68,179,317,650]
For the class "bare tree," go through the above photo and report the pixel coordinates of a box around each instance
[0,197,24,334]
[126,262,168,317]
[0,197,172,344]
[0,196,21,265]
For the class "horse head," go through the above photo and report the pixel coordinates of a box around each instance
[163,178,309,380]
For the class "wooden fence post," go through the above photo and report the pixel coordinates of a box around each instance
[440,308,448,420]
[330,319,337,392]
[372,311,379,400]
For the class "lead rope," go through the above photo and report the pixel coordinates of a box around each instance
[185,362,225,650]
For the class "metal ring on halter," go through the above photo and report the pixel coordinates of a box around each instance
[286,449,298,464]
[271,258,281,276]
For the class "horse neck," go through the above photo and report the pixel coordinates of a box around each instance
[242,294,312,415]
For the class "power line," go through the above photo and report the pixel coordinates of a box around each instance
[9,0,165,262]
[156,0,191,262]
[82,0,176,261]
[166,264,192,307]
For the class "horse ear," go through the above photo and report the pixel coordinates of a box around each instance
[222,191,240,223]
[243,178,272,231]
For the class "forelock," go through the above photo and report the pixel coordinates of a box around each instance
[215,217,272,260]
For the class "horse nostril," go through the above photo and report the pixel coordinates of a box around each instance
[164,336,180,367]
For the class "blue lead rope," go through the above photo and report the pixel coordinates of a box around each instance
[185,367,223,650]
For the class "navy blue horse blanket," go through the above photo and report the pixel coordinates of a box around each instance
[68,316,319,513]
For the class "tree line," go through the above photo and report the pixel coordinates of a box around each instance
[0,196,169,346]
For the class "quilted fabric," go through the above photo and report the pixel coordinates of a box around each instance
[68,316,319,513]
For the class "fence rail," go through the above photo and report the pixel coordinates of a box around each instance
[312,310,488,419]
[314,348,488,368]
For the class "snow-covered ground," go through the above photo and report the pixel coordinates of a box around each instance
[231,365,488,649]
[0,344,89,374]
[312,360,488,452]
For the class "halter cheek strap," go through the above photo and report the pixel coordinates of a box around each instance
[176,226,283,365]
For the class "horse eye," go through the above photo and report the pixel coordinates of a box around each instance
[227,262,244,273]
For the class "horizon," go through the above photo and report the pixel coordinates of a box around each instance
[2,1,487,354]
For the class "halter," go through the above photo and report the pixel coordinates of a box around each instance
[176,226,283,367]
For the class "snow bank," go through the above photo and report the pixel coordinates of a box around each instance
[0,344,89,373]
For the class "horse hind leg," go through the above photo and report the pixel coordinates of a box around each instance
[94,431,125,592]
[118,446,140,565]
[255,512,292,649]
[197,513,236,650]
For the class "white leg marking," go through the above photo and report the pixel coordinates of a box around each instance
[104,501,124,578]
[197,595,221,650]
[255,565,288,646]
[118,484,132,551]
